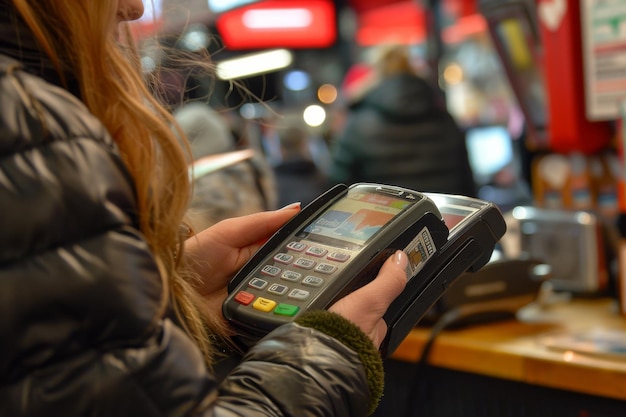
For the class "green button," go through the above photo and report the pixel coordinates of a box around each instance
[274,303,299,317]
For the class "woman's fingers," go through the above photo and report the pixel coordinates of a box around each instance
[184,203,302,295]
[329,251,408,347]
[207,203,301,249]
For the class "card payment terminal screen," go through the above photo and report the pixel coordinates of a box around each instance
[297,191,413,250]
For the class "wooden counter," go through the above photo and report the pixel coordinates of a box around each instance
[391,298,626,401]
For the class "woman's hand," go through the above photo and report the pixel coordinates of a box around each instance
[329,250,408,349]
[184,203,301,315]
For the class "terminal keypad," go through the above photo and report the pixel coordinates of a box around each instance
[233,240,352,318]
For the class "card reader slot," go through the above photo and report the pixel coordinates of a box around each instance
[382,238,481,357]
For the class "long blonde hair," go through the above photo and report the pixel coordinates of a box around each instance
[10,0,225,364]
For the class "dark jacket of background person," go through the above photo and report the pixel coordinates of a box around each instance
[273,125,329,207]
[329,48,477,197]
[0,49,383,417]
[174,102,278,230]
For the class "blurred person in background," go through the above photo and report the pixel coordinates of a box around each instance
[174,102,277,230]
[329,45,477,197]
[154,51,279,228]
[0,1,412,416]
[273,122,329,208]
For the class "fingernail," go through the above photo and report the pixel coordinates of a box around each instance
[394,250,408,268]
[279,202,301,211]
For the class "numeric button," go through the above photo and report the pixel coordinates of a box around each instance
[315,263,337,275]
[248,278,268,290]
[261,265,281,277]
[328,252,350,262]
[302,276,324,287]
[286,242,307,252]
[306,246,328,257]
[273,253,294,264]
[288,288,310,300]
[281,270,302,282]
[268,283,289,296]
[294,258,316,270]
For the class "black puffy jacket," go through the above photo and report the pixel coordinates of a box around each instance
[0,49,383,416]
[329,73,477,197]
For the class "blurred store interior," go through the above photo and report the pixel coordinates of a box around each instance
[132,1,626,416]
[134,0,521,175]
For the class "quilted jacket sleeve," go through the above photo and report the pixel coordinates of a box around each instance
[0,57,380,417]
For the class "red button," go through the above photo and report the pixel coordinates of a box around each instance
[234,291,255,305]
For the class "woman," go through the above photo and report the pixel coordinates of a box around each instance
[0,1,409,416]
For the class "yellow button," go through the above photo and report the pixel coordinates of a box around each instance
[253,297,277,312]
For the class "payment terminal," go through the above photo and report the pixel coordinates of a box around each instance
[223,183,506,356]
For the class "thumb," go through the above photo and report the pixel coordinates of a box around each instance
[356,250,409,313]
[329,251,408,345]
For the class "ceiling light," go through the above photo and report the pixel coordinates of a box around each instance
[216,49,293,80]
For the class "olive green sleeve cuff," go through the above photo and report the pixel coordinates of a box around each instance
[295,310,384,415]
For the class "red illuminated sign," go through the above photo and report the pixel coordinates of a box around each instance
[356,2,425,46]
[216,0,336,50]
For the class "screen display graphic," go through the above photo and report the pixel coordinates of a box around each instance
[300,191,412,249]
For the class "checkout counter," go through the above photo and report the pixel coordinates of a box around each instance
[377,296,626,417]
[372,202,626,416]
